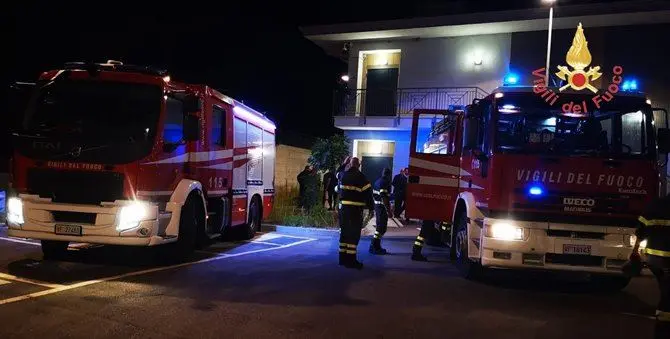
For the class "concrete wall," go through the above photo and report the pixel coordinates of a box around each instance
[275,144,311,188]
[348,33,512,93]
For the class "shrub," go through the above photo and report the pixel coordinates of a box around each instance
[267,185,338,228]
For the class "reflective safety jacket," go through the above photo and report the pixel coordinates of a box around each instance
[372,175,392,205]
[339,168,373,208]
[637,195,670,257]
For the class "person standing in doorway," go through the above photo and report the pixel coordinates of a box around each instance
[392,168,408,220]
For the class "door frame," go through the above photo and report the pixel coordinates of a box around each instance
[356,49,401,116]
[352,139,396,161]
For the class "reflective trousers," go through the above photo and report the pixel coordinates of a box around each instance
[648,255,670,339]
[339,206,364,256]
[413,220,434,250]
[374,204,388,240]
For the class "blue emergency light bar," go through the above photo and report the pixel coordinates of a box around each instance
[503,73,519,86]
[622,78,639,91]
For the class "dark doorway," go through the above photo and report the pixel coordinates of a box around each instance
[361,155,394,183]
[365,68,398,116]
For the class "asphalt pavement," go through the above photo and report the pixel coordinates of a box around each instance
[0,225,662,339]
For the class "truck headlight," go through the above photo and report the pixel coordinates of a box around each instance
[7,197,24,225]
[628,235,648,249]
[639,239,647,249]
[117,202,150,232]
[487,222,524,241]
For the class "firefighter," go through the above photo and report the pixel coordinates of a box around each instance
[338,157,373,269]
[626,195,670,339]
[370,167,393,255]
[335,156,351,227]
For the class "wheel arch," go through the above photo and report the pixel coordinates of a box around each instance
[249,193,263,221]
[165,179,208,237]
[457,191,485,259]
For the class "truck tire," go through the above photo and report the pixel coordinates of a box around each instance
[41,240,69,260]
[454,212,481,279]
[174,194,204,259]
[245,195,262,240]
[592,275,631,292]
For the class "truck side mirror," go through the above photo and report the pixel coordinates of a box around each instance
[183,94,201,113]
[184,114,200,141]
[8,82,36,132]
[658,128,670,154]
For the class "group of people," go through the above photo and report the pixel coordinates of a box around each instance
[334,156,433,270]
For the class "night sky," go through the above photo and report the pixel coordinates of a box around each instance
[3,0,630,149]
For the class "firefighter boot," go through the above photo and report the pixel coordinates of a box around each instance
[411,244,428,262]
[369,238,388,255]
[344,253,364,270]
[339,252,347,266]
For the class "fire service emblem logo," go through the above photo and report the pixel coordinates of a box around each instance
[69,146,82,158]
[531,23,625,113]
[555,23,601,93]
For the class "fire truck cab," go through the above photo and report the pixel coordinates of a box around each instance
[6,61,275,259]
[406,86,670,288]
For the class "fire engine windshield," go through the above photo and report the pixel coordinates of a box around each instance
[21,80,162,142]
[495,93,654,158]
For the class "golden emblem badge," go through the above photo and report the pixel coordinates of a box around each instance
[555,23,602,93]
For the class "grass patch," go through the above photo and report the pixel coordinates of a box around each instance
[267,185,338,228]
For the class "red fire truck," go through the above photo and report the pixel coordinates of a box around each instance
[6,60,276,259]
[406,86,670,288]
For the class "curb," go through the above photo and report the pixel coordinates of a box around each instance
[262,224,339,237]
[261,224,420,238]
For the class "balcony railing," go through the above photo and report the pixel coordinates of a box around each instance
[333,87,489,117]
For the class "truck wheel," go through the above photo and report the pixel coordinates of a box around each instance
[245,196,262,240]
[174,194,204,259]
[454,213,481,279]
[592,275,631,292]
[41,240,69,260]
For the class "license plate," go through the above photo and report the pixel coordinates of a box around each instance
[563,244,591,255]
[55,224,83,236]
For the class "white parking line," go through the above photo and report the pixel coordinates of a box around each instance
[621,312,656,321]
[0,237,40,246]
[0,279,10,286]
[273,234,321,240]
[0,237,316,306]
[245,240,283,246]
[0,272,65,289]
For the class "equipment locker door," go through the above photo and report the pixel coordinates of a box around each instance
[406,109,463,221]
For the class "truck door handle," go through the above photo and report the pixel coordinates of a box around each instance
[408,175,419,183]
[540,157,560,164]
[603,160,621,168]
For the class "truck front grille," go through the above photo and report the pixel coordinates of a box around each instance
[546,230,605,240]
[27,169,125,205]
[52,211,97,224]
[545,253,604,267]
